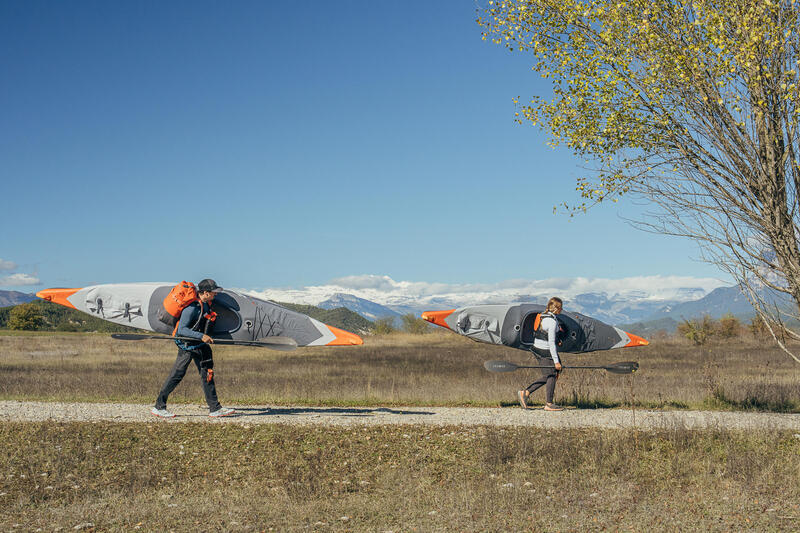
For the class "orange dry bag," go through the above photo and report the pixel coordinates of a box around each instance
[157,281,199,328]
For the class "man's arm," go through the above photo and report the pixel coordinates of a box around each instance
[176,305,204,340]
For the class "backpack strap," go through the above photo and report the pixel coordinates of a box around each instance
[533,312,557,341]
[171,302,204,336]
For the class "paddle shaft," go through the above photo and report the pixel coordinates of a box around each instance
[110,333,297,349]
[519,365,609,370]
[483,360,638,374]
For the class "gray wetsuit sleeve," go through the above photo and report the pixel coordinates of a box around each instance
[543,317,560,365]
[176,305,203,339]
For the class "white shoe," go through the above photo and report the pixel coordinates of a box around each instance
[209,407,236,418]
[151,407,175,418]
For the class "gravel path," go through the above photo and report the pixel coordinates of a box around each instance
[1,400,799,430]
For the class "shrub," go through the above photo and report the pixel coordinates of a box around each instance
[717,314,742,338]
[749,315,771,338]
[677,315,716,345]
[7,302,44,331]
[401,313,430,334]
[372,317,396,335]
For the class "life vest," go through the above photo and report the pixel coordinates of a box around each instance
[157,281,199,329]
[533,312,567,346]
[174,301,217,337]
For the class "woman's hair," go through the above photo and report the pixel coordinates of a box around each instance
[545,297,563,313]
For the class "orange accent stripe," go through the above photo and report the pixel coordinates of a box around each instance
[325,325,364,346]
[421,309,455,330]
[36,288,80,310]
[624,332,649,347]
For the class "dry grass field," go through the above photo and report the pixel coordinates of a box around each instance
[2,331,800,531]
[1,422,798,531]
[0,330,798,411]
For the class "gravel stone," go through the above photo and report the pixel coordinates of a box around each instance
[1,400,799,430]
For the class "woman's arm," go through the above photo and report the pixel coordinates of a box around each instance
[544,318,561,366]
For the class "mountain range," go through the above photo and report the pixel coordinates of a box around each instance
[0,290,36,307]
[243,276,759,327]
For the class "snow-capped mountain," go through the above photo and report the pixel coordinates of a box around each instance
[240,274,731,325]
[317,293,402,321]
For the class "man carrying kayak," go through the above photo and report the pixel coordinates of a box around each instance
[151,278,235,418]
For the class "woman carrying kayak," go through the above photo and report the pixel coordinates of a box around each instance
[518,296,564,411]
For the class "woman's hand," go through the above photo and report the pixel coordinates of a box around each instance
[555,362,562,371]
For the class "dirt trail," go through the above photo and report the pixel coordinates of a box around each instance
[2,400,799,430]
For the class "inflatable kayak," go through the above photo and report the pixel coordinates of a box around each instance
[37,283,363,346]
[422,304,647,353]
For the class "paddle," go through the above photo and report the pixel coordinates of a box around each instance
[484,360,639,374]
[110,333,298,351]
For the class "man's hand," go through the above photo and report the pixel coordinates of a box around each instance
[555,362,562,371]
[201,334,214,344]
[206,368,214,383]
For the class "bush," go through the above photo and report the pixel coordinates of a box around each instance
[372,317,396,335]
[717,314,742,338]
[677,315,716,345]
[7,302,44,331]
[401,313,430,334]
[749,315,769,338]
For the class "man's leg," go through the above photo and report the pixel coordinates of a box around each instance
[155,349,193,410]
[192,345,222,412]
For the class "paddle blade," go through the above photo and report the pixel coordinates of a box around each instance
[253,336,298,351]
[605,361,639,374]
[484,360,520,373]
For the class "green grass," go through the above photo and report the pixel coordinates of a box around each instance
[2,422,798,531]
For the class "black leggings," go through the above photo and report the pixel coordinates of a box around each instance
[524,347,559,404]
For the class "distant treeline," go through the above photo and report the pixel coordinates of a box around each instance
[274,302,374,333]
[0,300,142,333]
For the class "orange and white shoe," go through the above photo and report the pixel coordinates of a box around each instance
[209,407,236,418]
[518,390,529,410]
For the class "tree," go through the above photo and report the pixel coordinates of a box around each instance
[479,0,800,362]
[401,313,431,334]
[749,314,770,337]
[372,317,397,335]
[717,313,743,338]
[7,302,44,331]
[677,315,716,345]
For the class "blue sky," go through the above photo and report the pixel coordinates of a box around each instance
[0,1,727,293]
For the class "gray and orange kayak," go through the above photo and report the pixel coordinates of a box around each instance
[37,283,363,347]
[422,304,647,353]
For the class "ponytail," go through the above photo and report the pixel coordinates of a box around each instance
[545,297,563,314]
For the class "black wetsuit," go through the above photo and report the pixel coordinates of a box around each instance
[154,301,221,412]
[523,313,561,404]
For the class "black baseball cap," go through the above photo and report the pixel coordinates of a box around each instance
[197,279,222,293]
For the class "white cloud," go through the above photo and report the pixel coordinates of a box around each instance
[0,273,41,286]
[328,274,398,291]
[0,259,17,271]
[242,274,730,309]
